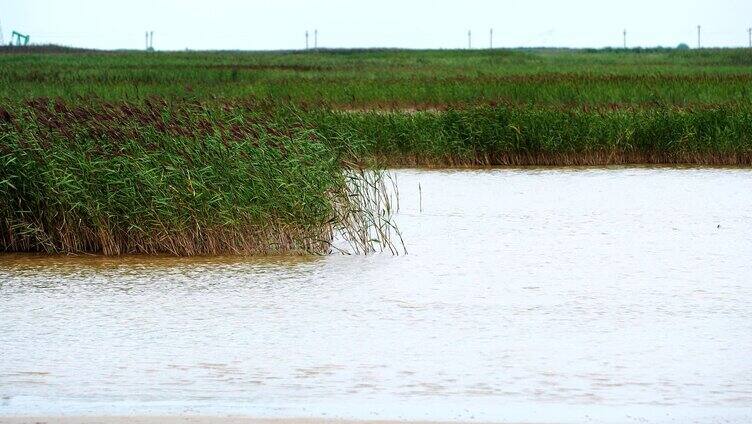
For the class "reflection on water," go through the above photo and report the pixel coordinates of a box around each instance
[1,167,752,423]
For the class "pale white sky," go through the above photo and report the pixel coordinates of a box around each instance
[1,0,750,50]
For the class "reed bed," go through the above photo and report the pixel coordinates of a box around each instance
[313,105,752,166]
[1,48,750,254]
[2,48,751,106]
[0,99,399,255]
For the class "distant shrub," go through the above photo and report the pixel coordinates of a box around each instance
[677,43,690,50]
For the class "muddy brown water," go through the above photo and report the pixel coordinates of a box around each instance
[1,167,751,423]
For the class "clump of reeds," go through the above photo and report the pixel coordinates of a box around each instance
[312,105,752,166]
[0,99,400,256]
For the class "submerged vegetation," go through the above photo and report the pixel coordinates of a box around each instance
[0,47,750,254]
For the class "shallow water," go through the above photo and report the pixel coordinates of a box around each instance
[1,167,751,423]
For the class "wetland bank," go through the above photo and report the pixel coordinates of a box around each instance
[1,48,752,255]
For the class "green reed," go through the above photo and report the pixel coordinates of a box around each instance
[1,47,750,254]
[1,48,751,106]
[311,105,752,165]
[0,99,399,255]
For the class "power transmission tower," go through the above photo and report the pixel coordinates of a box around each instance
[314,29,318,49]
[623,29,627,49]
[468,30,472,49]
[305,30,309,50]
[697,25,701,49]
[490,28,493,49]
[145,31,149,50]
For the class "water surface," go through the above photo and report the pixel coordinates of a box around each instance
[2,167,751,423]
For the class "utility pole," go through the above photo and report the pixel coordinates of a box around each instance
[697,25,701,49]
[305,30,309,50]
[0,19,4,46]
[314,29,318,49]
[146,31,154,51]
[468,30,472,49]
[623,29,627,49]
[490,28,493,49]
[748,27,751,48]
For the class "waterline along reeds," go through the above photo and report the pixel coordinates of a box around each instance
[0,99,400,255]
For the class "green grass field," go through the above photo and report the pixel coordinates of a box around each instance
[2,48,752,106]
[1,47,750,254]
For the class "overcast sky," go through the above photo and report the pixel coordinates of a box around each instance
[2,0,751,50]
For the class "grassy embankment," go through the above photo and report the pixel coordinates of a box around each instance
[0,48,750,254]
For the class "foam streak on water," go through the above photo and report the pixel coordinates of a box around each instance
[1,167,751,423]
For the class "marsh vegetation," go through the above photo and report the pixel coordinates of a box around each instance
[1,48,750,254]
